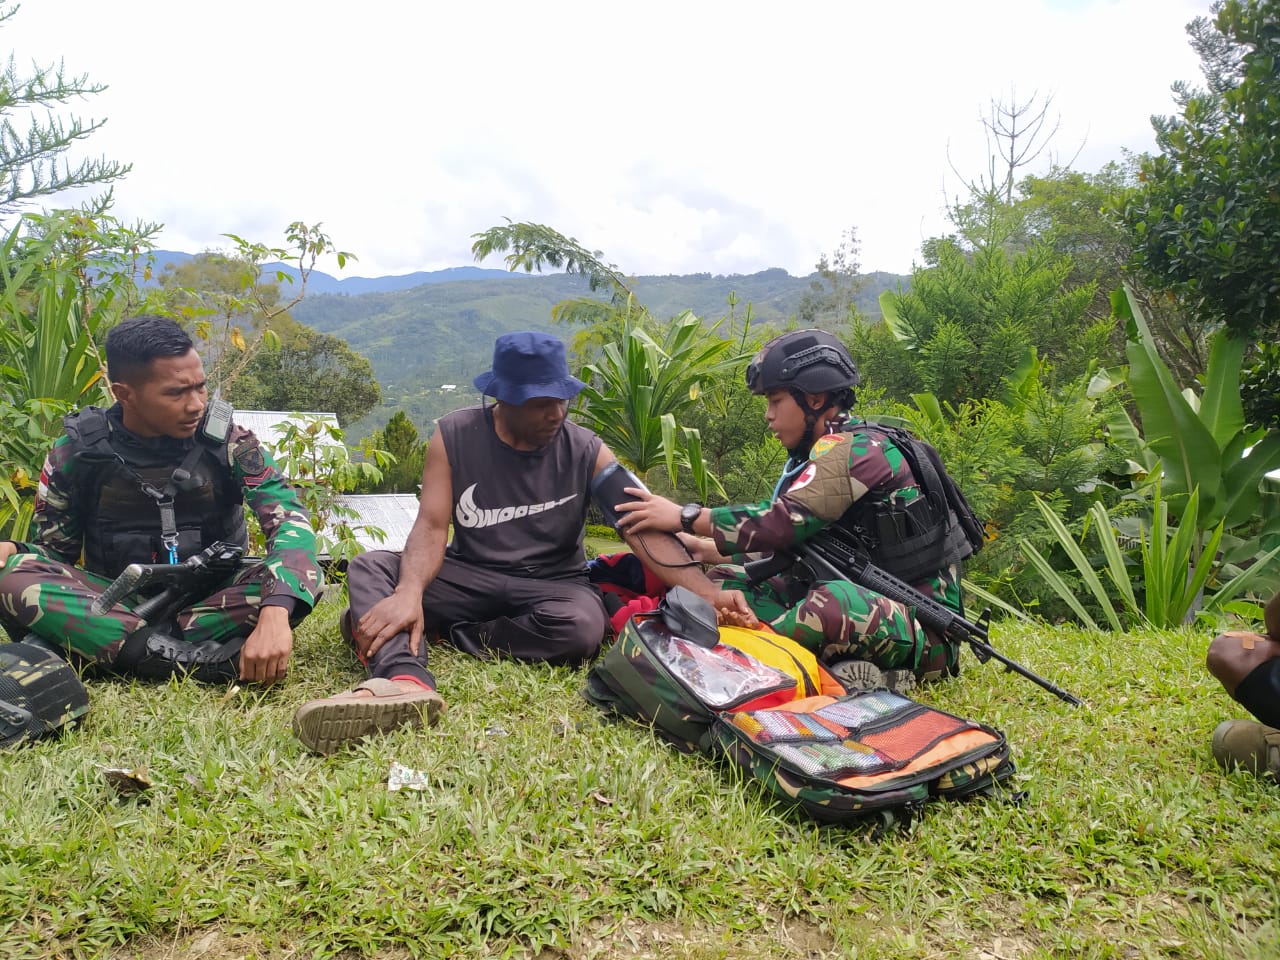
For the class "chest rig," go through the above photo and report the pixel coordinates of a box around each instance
[63,407,248,580]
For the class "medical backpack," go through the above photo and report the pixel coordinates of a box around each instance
[584,606,1015,826]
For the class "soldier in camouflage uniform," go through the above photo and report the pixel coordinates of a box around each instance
[0,316,321,685]
[616,329,963,685]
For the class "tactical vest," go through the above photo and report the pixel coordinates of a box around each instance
[63,407,248,580]
[832,422,982,584]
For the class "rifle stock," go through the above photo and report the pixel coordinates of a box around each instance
[750,526,1082,706]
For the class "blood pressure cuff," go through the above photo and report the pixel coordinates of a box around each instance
[590,461,646,530]
[0,642,90,748]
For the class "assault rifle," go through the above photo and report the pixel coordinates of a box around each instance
[746,525,1082,706]
[91,541,246,620]
[90,541,247,680]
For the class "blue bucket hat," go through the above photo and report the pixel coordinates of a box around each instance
[473,331,585,405]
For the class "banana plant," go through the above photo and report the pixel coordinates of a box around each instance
[1112,285,1280,568]
[0,209,155,538]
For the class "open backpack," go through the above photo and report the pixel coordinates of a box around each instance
[583,589,1016,827]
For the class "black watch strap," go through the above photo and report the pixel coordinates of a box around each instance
[680,503,702,534]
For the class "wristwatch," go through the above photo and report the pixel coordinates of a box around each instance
[680,502,703,534]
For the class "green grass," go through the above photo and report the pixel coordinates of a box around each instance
[3,600,1278,959]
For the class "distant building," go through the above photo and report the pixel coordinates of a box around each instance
[237,409,420,555]
[236,410,341,454]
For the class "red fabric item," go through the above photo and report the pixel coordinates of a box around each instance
[609,595,661,635]
[389,674,434,691]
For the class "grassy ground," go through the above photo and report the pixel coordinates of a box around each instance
[3,597,1278,960]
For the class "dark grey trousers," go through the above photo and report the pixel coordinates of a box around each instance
[345,550,608,687]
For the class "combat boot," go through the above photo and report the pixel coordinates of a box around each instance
[1211,719,1280,780]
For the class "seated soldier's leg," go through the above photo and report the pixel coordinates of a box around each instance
[166,562,310,682]
[1207,629,1280,778]
[0,554,140,663]
[774,579,924,673]
[447,569,608,666]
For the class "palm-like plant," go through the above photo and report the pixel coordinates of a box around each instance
[575,309,748,502]
[0,210,151,537]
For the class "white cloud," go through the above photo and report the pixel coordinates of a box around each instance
[3,0,1211,278]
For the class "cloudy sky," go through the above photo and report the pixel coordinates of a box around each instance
[5,0,1209,280]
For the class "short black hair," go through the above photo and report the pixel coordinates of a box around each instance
[105,315,195,384]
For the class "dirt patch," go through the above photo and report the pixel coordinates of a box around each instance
[113,919,834,960]
[557,915,836,960]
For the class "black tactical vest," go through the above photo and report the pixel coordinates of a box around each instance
[63,406,248,580]
[833,422,977,584]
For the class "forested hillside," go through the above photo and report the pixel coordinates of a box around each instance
[291,268,906,440]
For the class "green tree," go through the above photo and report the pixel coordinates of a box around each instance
[232,315,380,427]
[0,3,129,210]
[1122,0,1280,341]
[868,236,1102,406]
[154,250,283,374]
[150,222,354,392]
[471,219,637,333]
[356,411,425,494]
[1019,163,1209,388]
[797,226,864,326]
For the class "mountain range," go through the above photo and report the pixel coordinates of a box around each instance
[148,250,909,440]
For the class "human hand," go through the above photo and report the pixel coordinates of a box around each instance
[357,589,425,658]
[0,541,16,566]
[615,487,681,534]
[239,606,293,684]
[713,589,757,628]
[677,532,727,565]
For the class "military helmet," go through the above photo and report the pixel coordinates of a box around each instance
[745,329,860,396]
[0,642,89,749]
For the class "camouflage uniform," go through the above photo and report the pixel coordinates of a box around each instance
[0,407,321,668]
[708,425,961,678]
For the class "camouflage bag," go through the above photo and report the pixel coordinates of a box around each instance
[713,689,1014,825]
[583,610,843,754]
[0,642,90,748]
[585,607,1015,826]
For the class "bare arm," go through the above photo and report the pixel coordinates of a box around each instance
[355,431,453,658]
[595,446,752,624]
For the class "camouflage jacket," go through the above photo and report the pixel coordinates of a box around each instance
[27,412,322,611]
[711,423,961,611]
[709,424,928,559]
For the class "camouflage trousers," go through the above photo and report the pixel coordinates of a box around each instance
[0,552,270,667]
[709,564,959,678]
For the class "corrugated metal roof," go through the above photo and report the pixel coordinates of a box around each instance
[235,410,340,452]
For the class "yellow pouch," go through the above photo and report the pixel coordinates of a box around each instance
[716,626,846,704]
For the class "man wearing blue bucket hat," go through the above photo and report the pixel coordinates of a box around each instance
[293,331,749,753]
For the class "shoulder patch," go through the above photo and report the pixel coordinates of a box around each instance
[234,439,268,484]
[809,433,844,460]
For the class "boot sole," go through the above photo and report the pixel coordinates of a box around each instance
[882,669,918,696]
[829,659,883,692]
[293,693,443,755]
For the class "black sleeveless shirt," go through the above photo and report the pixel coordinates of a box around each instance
[439,405,601,579]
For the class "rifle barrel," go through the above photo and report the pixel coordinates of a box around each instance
[800,531,1082,707]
